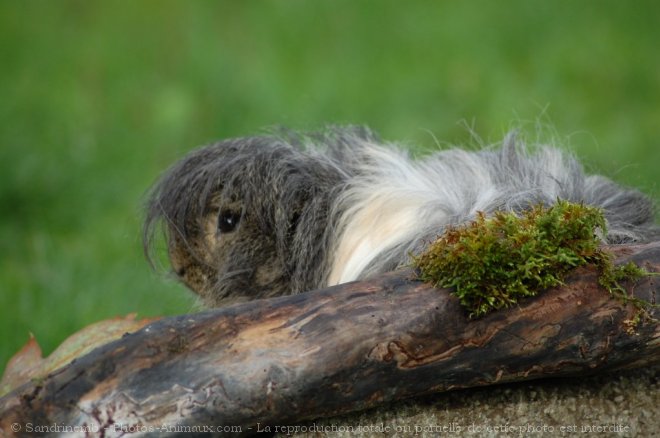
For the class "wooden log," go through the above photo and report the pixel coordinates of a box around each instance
[0,243,658,436]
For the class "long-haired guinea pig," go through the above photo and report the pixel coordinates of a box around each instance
[143,126,658,307]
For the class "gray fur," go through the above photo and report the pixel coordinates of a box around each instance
[144,127,658,306]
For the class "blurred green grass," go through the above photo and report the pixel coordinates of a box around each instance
[1,0,658,373]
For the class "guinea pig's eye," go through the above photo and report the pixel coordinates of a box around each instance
[217,209,241,234]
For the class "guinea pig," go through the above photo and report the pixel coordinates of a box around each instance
[143,126,658,307]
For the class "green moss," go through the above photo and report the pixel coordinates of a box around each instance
[413,200,655,318]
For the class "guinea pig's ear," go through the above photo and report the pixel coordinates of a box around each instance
[288,209,302,238]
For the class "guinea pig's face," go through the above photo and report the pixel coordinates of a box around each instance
[165,192,292,307]
[145,132,355,307]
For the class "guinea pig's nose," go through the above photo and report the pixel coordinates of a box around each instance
[168,244,188,278]
[170,257,186,278]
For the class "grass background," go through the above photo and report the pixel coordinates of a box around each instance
[1,0,658,373]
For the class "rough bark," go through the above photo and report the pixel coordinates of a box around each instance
[1,243,658,436]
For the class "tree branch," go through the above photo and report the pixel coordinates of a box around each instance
[1,243,658,436]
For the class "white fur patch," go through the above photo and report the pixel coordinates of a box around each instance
[324,136,606,285]
[327,141,498,285]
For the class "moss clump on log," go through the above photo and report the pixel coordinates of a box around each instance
[413,200,652,318]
